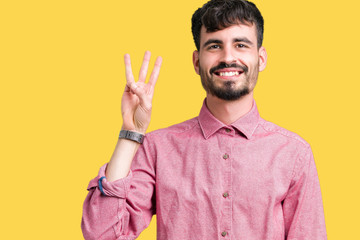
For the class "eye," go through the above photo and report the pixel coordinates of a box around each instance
[208,44,220,50]
[236,44,246,48]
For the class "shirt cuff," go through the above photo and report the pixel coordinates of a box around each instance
[87,163,133,198]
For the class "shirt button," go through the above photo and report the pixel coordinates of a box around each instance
[223,192,229,198]
[221,231,228,237]
[223,153,229,159]
[225,128,231,133]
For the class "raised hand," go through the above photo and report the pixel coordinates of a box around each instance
[121,51,162,134]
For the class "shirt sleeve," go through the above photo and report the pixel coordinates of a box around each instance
[81,138,156,240]
[283,145,327,239]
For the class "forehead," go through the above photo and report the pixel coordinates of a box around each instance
[200,23,257,45]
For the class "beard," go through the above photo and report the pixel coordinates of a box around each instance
[199,62,258,101]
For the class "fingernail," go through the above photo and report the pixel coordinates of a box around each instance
[131,83,138,89]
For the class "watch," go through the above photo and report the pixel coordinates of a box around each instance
[119,130,145,144]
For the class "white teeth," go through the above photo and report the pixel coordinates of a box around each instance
[219,71,239,77]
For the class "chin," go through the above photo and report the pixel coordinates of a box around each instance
[210,85,250,101]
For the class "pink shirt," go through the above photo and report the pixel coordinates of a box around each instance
[82,100,327,240]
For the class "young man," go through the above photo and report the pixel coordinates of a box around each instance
[82,0,327,239]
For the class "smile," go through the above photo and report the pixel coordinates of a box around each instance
[213,68,244,78]
[217,71,240,77]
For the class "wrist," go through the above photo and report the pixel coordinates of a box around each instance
[121,125,146,135]
[117,137,141,148]
[119,129,145,144]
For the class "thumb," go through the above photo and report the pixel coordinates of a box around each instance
[129,83,152,110]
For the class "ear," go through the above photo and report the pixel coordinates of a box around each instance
[193,50,200,75]
[258,46,267,72]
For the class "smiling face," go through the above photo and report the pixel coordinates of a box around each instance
[193,23,267,101]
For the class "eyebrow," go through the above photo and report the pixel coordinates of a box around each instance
[202,37,254,48]
[203,39,223,48]
[234,37,253,46]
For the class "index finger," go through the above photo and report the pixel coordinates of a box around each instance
[148,56,162,87]
[124,54,135,86]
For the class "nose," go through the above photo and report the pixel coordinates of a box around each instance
[220,45,237,64]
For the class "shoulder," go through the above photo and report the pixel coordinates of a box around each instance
[145,117,200,140]
[140,117,200,155]
[256,118,314,176]
[257,118,311,150]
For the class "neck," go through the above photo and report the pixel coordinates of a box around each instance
[205,92,254,125]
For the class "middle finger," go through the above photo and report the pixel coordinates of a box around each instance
[138,51,151,83]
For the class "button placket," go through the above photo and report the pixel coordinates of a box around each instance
[219,135,232,239]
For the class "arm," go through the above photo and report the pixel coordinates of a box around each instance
[81,51,162,240]
[283,146,327,239]
[107,51,162,181]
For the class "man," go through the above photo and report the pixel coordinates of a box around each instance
[82,0,327,239]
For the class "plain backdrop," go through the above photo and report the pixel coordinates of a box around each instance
[1,0,359,239]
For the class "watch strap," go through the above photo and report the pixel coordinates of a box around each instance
[119,130,145,144]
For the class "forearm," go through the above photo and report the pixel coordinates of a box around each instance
[82,137,156,239]
[106,138,140,182]
[104,52,161,182]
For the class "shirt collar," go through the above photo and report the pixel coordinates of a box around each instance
[198,99,260,140]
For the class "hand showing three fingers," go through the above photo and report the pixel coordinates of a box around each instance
[121,51,162,134]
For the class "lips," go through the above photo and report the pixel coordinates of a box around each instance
[213,68,245,79]
[210,63,248,78]
[214,69,244,77]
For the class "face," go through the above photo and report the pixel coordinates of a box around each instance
[193,23,267,101]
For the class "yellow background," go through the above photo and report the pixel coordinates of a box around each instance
[1,0,359,239]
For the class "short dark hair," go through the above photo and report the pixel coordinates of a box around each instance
[191,0,264,50]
